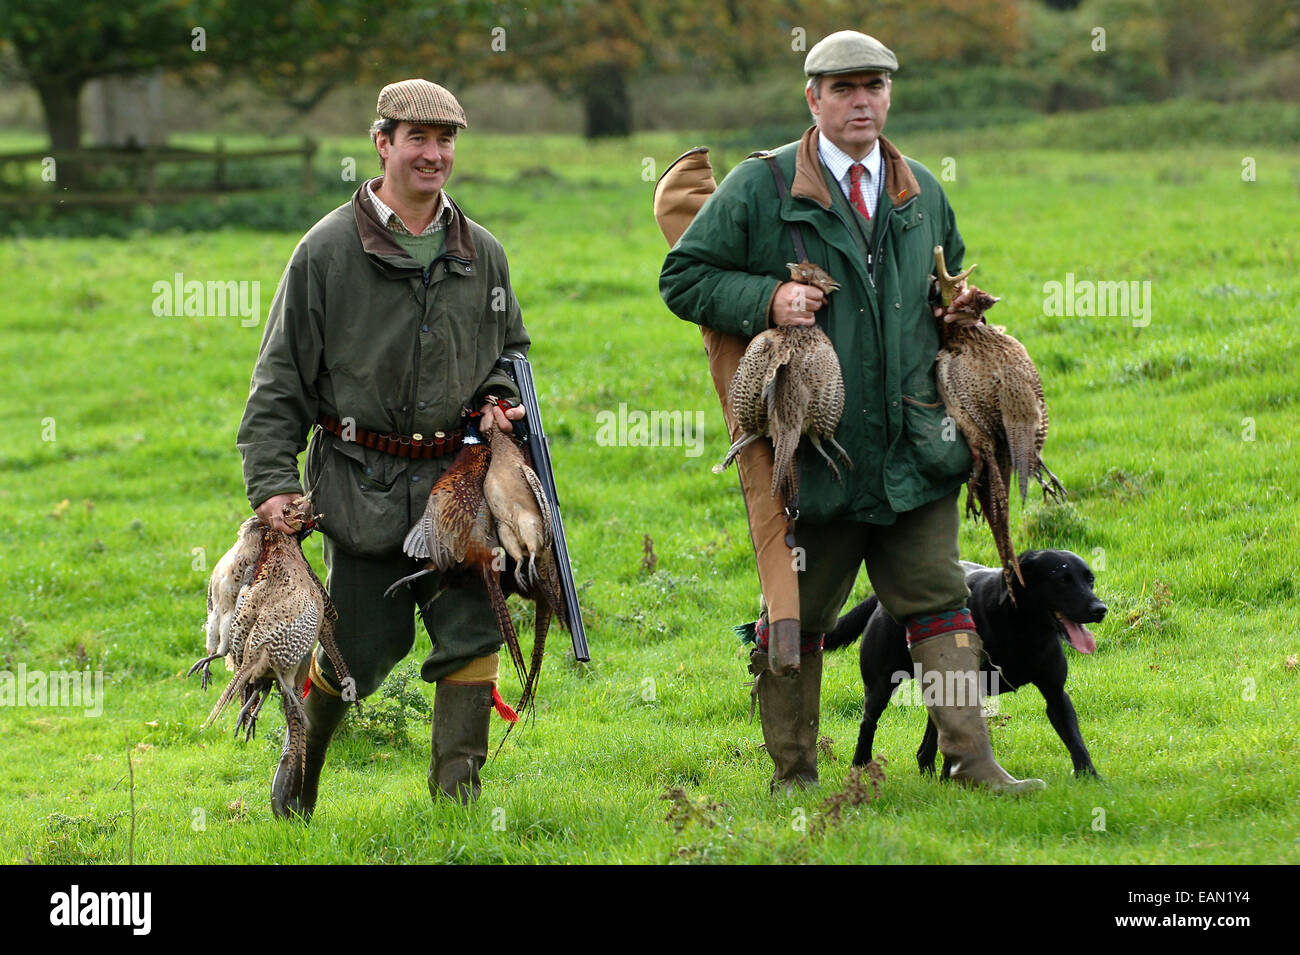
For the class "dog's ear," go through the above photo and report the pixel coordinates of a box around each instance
[1016,549,1048,581]
[998,580,1018,611]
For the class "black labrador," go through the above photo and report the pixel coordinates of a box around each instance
[824,549,1106,778]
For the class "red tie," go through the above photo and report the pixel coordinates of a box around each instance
[849,163,871,220]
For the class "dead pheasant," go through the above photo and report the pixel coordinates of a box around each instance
[482,426,567,713]
[197,497,353,782]
[191,515,264,690]
[931,246,1065,588]
[713,260,851,505]
[389,424,565,716]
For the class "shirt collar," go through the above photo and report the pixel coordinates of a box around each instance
[817,135,882,188]
[365,177,452,237]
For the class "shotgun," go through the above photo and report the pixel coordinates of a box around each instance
[496,352,590,662]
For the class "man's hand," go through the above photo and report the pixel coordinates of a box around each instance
[255,492,307,535]
[479,400,526,434]
[933,284,986,327]
[770,281,824,327]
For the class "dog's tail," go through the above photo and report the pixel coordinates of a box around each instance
[822,595,879,652]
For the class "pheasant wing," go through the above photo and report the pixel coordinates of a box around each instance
[403,444,489,568]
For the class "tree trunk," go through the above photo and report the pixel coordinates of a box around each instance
[581,65,631,139]
[34,77,85,190]
[87,72,165,148]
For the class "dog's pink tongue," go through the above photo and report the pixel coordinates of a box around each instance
[1061,617,1096,654]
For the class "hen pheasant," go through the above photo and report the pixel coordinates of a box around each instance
[931,246,1065,588]
[390,424,566,716]
[196,498,353,776]
[713,260,851,505]
[191,515,264,690]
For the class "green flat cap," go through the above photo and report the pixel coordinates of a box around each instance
[376,79,467,129]
[804,30,899,76]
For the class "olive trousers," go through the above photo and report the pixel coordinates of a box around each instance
[794,491,971,634]
[308,536,504,699]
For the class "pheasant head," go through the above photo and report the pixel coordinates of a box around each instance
[280,496,318,535]
[785,260,840,296]
[932,245,999,336]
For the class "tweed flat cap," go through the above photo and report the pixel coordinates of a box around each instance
[376,79,468,129]
[804,31,899,76]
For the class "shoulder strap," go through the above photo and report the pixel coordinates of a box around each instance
[751,151,809,264]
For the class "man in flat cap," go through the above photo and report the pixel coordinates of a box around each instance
[238,78,530,819]
[661,33,1044,793]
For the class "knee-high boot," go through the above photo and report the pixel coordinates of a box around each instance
[910,630,1045,794]
[749,626,822,794]
[429,681,493,805]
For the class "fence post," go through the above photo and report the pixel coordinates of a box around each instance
[215,138,226,190]
[302,136,317,194]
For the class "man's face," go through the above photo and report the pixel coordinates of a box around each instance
[376,122,457,200]
[806,71,891,159]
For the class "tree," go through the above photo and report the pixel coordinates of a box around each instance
[0,0,493,155]
[481,1,741,138]
[0,1,205,157]
[210,0,497,116]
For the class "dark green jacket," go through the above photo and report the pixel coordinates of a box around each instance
[237,181,530,556]
[660,127,971,525]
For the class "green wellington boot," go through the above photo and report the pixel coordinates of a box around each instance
[910,630,1046,794]
[749,646,822,794]
[429,681,494,805]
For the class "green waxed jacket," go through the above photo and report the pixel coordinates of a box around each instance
[659,127,971,525]
[237,181,530,557]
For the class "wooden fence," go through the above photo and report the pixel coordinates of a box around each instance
[0,138,317,206]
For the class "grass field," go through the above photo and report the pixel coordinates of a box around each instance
[1,121,1298,864]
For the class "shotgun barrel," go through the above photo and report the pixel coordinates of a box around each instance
[496,352,590,662]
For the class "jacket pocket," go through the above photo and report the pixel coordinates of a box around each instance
[900,394,971,484]
[304,429,408,557]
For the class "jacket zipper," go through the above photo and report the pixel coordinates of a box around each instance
[409,269,428,436]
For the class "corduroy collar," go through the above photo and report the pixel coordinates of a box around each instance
[352,178,477,262]
[792,125,920,211]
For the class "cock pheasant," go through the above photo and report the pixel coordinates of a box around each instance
[389,423,566,717]
[931,246,1065,588]
[713,260,851,506]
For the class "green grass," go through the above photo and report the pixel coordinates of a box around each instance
[1,126,1298,864]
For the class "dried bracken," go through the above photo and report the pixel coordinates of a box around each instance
[817,734,837,762]
[809,758,887,837]
[660,787,726,833]
[641,534,658,574]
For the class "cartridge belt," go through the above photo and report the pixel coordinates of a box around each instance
[316,414,464,459]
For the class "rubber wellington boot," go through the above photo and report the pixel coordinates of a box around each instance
[910,631,1045,794]
[271,687,350,821]
[429,681,493,805]
[749,648,822,794]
